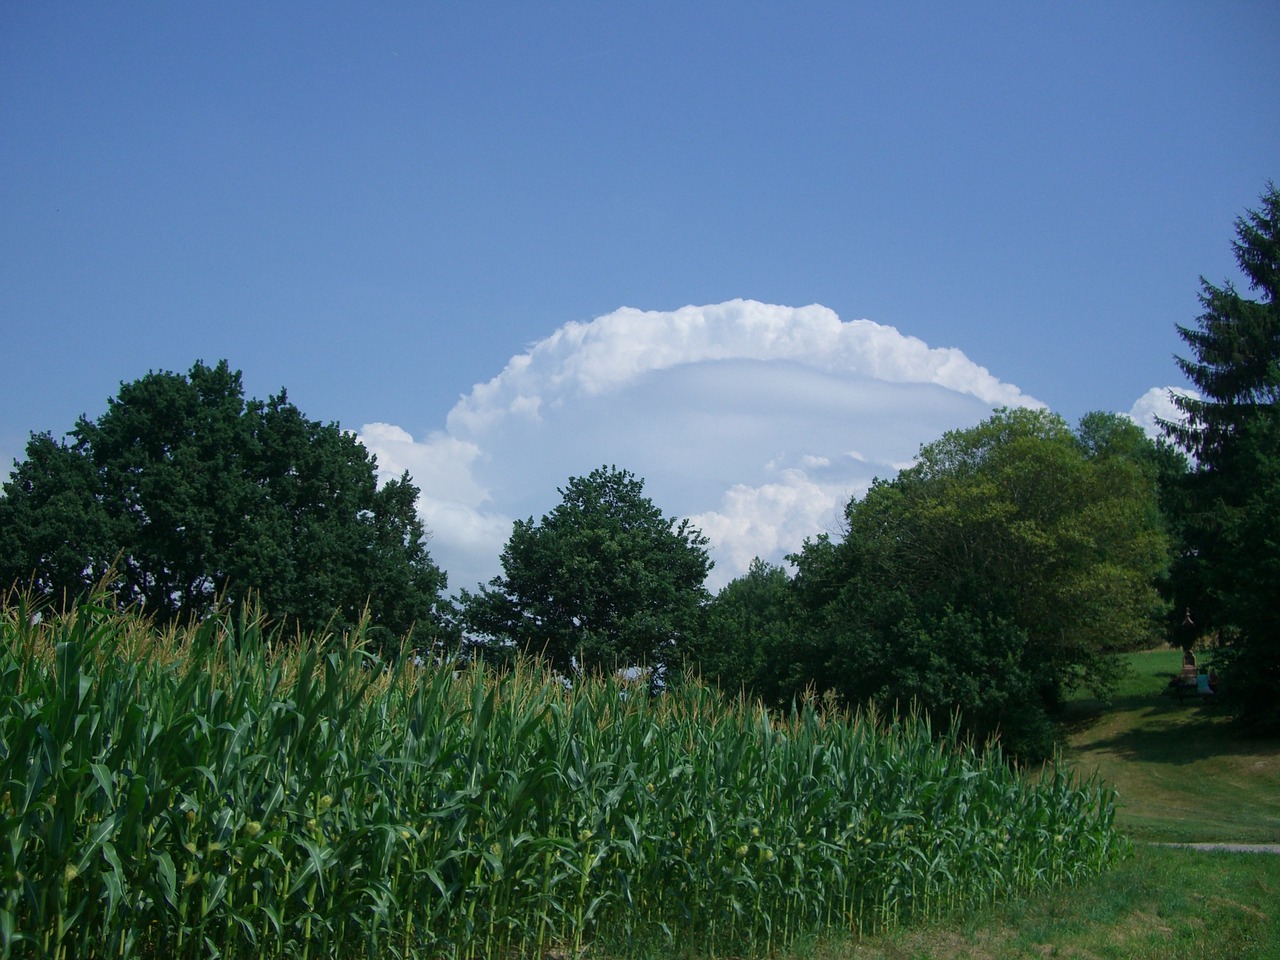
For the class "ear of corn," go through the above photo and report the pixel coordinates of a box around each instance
[0,596,1127,959]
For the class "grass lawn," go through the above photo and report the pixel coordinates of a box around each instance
[812,845,1280,960]
[794,649,1280,960]
[1062,648,1280,844]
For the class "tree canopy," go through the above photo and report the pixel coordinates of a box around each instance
[460,465,712,678]
[684,557,795,700]
[771,408,1171,760]
[0,360,450,650]
[1164,182,1280,730]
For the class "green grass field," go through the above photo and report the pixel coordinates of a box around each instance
[805,649,1280,960]
[815,846,1280,960]
[1063,648,1280,844]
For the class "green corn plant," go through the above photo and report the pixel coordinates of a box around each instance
[0,594,1126,960]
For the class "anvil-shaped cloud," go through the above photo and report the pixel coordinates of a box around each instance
[359,300,1045,593]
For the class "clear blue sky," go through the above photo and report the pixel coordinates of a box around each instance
[2,2,1277,589]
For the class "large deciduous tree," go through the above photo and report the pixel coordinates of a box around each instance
[0,360,451,650]
[684,558,796,700]
[786,408,1171,760]
[460,465,711,679]
[1164,183,1280,730]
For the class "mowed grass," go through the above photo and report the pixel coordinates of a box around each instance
[810,844,1280,960]
[801,649,1280,960]
[1062,648,1280,844]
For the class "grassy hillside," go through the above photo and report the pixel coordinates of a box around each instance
[1063,648,1280,844]
[821,846,1280,960]
[807,649,1280,960]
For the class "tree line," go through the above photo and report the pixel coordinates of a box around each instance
[0,361,451,653]
[3,183,1276,757]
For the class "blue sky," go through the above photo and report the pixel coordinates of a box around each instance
[2,3,1277,591]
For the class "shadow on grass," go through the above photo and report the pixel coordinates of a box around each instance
[1080,718,1274,766]
[1061,690,1280,766]
[1061,689,1211,730]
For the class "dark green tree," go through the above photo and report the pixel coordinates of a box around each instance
[0,432,117,603]
[0,360,451,650]
[1163,183,1280,730]
[460,465,711,679]
[684,558,795,700]
[787,407,1171,760]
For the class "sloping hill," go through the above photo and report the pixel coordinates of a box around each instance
[810,649,1280,960]
[1063,649,1280,845]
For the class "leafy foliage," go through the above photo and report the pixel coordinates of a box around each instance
[460,465,711,678]
[0,596,1127,960]
[781,408,1171,760]
[0,360,450,650]
[1164,182,1280,730]
[683,557,796,699]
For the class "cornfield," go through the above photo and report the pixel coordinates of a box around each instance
[0,597,1126,959]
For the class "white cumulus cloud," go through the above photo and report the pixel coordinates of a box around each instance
[1126,386,1198,439]
[689,469,851,575]
[359,300,1043,593]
